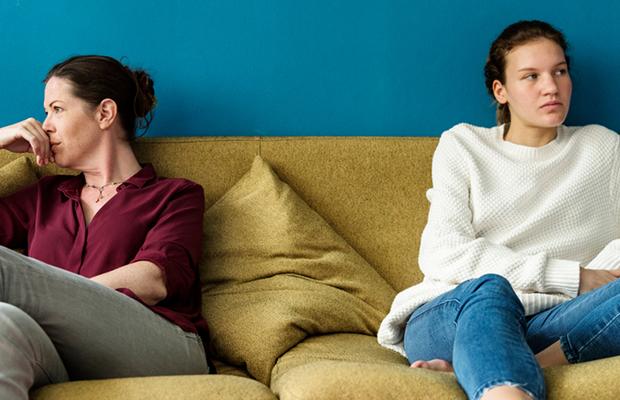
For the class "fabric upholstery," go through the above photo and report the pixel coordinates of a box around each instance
[271,333,408,385]
[201,155,396,384]
[272,360,465,400]
[1,136,617,399]
[0,156,38,197]
[260,137,437,290]
[31,375,276,400]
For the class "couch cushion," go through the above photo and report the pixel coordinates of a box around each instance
[271,334,620,400]
[31,375,276,400]
[272,359,465,400]
[270,334,460,400]
[543,355,620,400]
[271,333,408,384]
[201,155,396,384]
[0,156,38,197]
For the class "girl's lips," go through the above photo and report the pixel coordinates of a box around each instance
[541,101,562,109]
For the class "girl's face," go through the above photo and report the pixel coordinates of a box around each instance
[493,38,572,132]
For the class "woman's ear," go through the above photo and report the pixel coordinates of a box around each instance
[492,80,508,105]
[96,98,118,130]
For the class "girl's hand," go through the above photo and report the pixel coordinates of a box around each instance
[578,267,620,295]
[0,118,52,166]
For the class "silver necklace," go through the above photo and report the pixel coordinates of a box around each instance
[84,181,122,203]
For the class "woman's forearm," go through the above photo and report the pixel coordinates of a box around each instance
[90,261,167,306]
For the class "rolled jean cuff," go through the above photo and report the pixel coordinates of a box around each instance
[475,379,539,400]
[560,336,580,364]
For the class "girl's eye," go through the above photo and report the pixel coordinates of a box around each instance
[525,73,538,80]
[555,68,568,76]
[54,106,63,113]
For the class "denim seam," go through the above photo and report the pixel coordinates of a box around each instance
[406,298,462,329]
[559,336,579,363]
[571,312,620,362]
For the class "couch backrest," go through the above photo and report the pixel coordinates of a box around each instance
[0,136,438,291]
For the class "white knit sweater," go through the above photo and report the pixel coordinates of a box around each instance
[378,123,620,356]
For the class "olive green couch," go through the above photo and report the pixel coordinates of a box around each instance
[1,136,619,400]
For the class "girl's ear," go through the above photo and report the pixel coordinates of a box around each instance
[493,80,508,104]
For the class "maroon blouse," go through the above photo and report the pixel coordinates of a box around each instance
[0,164,208,337]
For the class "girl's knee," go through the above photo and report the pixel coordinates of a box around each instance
[468,274,523,311]
[473,273,514,293]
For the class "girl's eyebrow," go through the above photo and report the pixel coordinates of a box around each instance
[517,61,567,72]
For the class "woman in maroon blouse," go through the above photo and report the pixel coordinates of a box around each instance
[0,55,208,399]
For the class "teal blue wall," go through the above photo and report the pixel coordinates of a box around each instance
[1,1,618,136]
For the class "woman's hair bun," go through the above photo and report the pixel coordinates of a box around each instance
[46,55,157,139]
[133,69,157,119]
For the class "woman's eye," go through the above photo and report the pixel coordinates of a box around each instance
[555,68,568,76]
[525,74,538,80]
[54,107,62,113]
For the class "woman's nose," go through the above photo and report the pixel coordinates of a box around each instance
[42,115,52,132]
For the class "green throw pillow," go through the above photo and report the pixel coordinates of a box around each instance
[201,155,396,384]
[0,156,38,197]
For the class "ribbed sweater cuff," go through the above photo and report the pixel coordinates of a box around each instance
[544,259,580,297]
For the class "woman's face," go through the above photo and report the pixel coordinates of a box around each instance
[42,77,102,169]
[493,38,572,131]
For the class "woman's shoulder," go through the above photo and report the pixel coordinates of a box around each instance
[150,176,204,199]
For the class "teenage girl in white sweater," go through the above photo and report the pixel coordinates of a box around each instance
[378,20,620,400]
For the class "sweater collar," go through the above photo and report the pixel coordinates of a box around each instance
[496,125,569,161]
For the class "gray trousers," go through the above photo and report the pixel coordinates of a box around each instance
[0,246,208,400]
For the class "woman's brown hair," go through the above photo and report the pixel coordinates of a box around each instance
[45,55,157,140]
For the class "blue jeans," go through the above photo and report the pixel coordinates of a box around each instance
[404,274,620,400]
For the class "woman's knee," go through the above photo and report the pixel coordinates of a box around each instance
[0,302,40,342]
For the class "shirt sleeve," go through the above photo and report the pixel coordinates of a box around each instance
[418,131,580,298]
[0,183,38,249]
[131,181,205,301]
[610,134,620,232]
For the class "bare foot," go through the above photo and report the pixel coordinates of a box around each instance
[410,359,454,372]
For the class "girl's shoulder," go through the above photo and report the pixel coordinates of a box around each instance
[440,123,502,144]
[436,123,503,157]
[565,124,619,148]
[568,123,617,137]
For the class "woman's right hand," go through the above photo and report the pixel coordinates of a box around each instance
[578,267,620,295]
[0,118,52,166]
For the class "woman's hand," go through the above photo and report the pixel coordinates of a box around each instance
[0,118,52,166]
[578,267,620,295]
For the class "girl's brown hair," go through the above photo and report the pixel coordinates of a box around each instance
[484,20,569,125]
